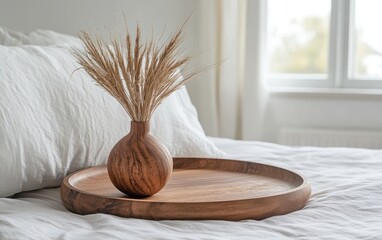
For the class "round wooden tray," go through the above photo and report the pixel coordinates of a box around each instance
[61,157,311,220]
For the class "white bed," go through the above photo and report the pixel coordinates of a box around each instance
[1,138,381,240]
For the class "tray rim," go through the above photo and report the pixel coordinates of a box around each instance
[61,157,311,220]
[63,157,309,204]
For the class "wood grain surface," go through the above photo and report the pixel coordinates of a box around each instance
[61,158,311,220]
[107,121,172,197]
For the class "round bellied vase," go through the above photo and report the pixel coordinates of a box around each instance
[107,121,173,197]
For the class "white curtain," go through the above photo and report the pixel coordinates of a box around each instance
[188,0,268,140]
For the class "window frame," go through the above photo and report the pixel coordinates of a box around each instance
[267,0,382,89]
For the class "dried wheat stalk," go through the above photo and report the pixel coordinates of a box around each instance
[73,24,195,121]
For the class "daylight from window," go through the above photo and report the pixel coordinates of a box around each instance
[267,0,331,75]
[268,0,382,82]
[352,0,382,79]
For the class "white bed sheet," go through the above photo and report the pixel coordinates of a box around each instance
[1,138,381,240]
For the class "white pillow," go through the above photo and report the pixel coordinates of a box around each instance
[0,44,224,198]
[0,27,22,45]
[0,27,81,46]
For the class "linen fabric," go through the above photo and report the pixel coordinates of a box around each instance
[0,138,381,239]
[0,27,81,46]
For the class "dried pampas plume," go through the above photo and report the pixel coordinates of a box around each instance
[73,23,195,121]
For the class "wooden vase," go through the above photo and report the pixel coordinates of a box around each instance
[107,121,173,197]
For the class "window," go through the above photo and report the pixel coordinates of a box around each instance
[267,0,382,89]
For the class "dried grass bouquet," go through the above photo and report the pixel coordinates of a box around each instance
[73,23,195,122]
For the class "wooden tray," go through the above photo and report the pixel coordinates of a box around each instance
[61,157,311,220]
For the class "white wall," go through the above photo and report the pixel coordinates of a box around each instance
[264,92,382,143]
[0,0,198,49]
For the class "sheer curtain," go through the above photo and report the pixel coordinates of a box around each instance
[188,0,268,140]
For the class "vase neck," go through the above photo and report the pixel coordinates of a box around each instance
[130,121,150,137]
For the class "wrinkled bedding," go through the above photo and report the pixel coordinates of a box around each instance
[1,138,381,240]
